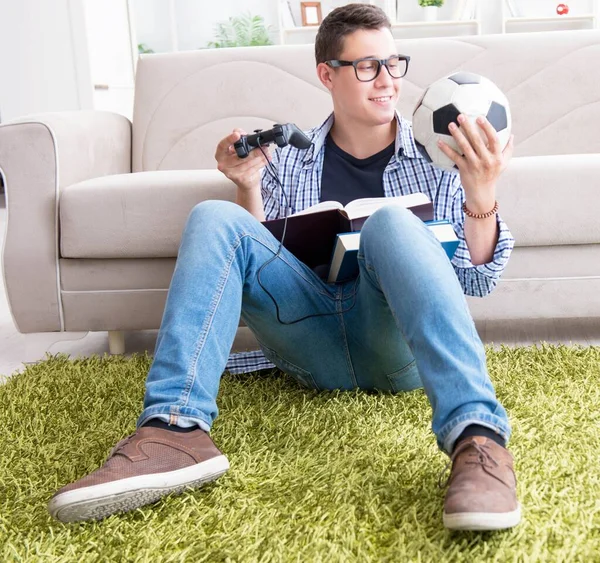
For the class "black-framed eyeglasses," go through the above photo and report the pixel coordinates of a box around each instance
[325,54,410,82]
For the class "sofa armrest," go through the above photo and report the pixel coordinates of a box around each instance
[0,111,132,332]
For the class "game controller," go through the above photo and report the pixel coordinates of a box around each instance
[234,123,312,158]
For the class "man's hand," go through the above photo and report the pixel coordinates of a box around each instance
[438,114,514,214]
[214,129,272,193]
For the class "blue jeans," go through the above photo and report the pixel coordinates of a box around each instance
[139,200,510,454]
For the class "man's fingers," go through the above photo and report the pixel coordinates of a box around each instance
[456,115,486,159]
[476,116,501,155]
[226,147,271,172]
[253,144,273,160]
[226,144,272,164]
[447,119,477,163]
[227,155,270,185]
[437,138,466,169]
[217,132,240,152]
[217,129,247,156]
[235,144,272,162]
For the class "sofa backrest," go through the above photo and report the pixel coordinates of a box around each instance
[132,29,600,173]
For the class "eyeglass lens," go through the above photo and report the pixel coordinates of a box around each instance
[355,56,407,81]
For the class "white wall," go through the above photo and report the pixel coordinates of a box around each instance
[132,0,281,52]
[129,0,527,53]
[83,0,136,119]
[177,0,280,50]
[131,0,175,53]
[0,0,93,122]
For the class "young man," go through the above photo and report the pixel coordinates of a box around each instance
[49,4,519,531]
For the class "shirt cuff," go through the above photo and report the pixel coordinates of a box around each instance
[451,213,515,280]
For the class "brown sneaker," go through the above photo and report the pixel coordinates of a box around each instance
[48,426,229,523]
[440,436,521,531]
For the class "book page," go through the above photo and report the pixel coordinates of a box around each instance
[292,200,344,216]
[343,193,432,220]
[427,222,457,242]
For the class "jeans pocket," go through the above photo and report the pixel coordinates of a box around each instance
[386,360,423,393]
[258,342,320,391]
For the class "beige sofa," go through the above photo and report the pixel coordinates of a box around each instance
[1,30,600,354]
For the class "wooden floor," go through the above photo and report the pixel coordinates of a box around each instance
[476,318,600,347]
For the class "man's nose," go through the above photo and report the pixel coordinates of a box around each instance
[374,64,394,87]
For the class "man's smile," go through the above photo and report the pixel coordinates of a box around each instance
[369,95,393,103]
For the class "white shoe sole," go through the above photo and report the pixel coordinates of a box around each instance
[443,504,521,531]
[49,455,230,523]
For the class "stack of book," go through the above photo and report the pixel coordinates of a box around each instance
[262,193,459,283]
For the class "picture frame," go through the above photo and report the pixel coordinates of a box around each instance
[301,2,322,26]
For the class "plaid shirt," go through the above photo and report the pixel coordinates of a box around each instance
[225,112,514,375]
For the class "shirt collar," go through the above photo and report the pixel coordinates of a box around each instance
[302,110,422,165]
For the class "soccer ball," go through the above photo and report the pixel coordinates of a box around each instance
[412,72,511,171]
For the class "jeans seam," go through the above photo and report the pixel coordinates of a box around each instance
[138,406,213,430]
[385,359,417,379]
[180,235,244,409]
[179,230,335,408]
[358,253,412,348]
[256,339,320,390]
[338,302,358,388]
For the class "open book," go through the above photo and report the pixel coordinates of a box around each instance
[328,220,459,283]
[293,193,432,221]
[261,193,434,272]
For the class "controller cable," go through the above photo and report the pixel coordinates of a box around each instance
[254,142,358,325]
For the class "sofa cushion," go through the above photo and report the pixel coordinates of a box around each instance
[60,153,600,259]
[60,170,236,258]
[496,153,600,247]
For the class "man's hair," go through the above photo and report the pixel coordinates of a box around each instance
[314,3,391,65]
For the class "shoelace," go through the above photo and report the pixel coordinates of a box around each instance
[437,440,501,489]
[108,432,138,458]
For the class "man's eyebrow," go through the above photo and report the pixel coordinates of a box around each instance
[353,53,397,59]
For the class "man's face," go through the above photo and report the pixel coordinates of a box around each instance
[321,27,402,127]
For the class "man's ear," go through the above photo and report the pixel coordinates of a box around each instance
[316,62,334,92]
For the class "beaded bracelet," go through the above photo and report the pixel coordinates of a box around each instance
[462,200,499,219]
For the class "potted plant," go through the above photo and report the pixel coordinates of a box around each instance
[207,12,273,48]
[138,43,155,54]
[419,0,444,22]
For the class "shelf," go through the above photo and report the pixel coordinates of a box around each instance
[392,19,478,27]
[504,15,596,33]
[278,1,599,44]
[506,14,595,22]
[281,20,480,45]
[391,19,479,39]
[283,19,478,31]
[280,26,319,45]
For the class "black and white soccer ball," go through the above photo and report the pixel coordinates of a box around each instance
[412,72,511,171]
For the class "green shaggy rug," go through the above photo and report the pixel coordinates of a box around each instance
[1,345,600,562]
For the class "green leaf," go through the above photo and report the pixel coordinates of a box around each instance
[207,11,272,49]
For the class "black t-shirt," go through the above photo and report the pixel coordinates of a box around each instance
[320,133,395,205]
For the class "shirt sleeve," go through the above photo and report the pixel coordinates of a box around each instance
[437,172,515,298]
[260,148,284,221]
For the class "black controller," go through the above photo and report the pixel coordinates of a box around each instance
[234,123,312,158]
